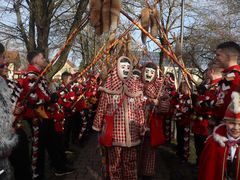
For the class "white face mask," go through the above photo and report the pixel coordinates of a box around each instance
[119,62,131,80]
[144,67,156,82]
[132,70,141,80]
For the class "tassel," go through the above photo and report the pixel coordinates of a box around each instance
[90,0,103,35]
[141,8,150,44]
[110,0,121,31]
[102,0,111,33]
[150,8,159,37]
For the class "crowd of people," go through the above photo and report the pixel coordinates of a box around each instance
[0,41,240,180]
[0,43,98,180]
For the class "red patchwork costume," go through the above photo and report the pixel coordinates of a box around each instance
[93,56,145,179]
[138,62,166,177]
[199,91,240,179]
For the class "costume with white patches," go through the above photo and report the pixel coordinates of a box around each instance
[173,84,193,162]
[17,64,51,179]
[93,56,145,179]
[215,65,240,122]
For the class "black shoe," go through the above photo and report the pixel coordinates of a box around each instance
[141,175,152,180]
[54,167,74,176]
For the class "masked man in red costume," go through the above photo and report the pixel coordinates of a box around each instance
[198,90,240,180]
[139,62,169,179]
[93,56,145,179]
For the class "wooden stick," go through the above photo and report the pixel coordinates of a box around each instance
[67,18,138,85]
[57,17,140,94]
[121,10,197,85]
[22,14,89,103]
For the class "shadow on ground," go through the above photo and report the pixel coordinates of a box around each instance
[44,133,198,180]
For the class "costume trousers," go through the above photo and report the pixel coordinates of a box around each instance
[176,123,190,161]
[63,115,74,150]
[9,128,32,180]
[164,116,172,142]
[107,146,137,180]
[71,111,82,144]
[138,135,156,176]
[193,133,207,164]
[37,119,66,176]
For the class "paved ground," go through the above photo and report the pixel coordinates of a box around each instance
[44,132,198,180]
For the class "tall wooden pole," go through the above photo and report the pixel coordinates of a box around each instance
[177,0,185,86]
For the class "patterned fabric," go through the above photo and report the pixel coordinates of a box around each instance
[173,92,192,161]
[138,136,156,176]
[50,101,65,133]
[5,78,22,106]
[100,67,124,94]
[72,82,88,111]
[18,65,51,119]
[215,65,240,120]
[183,126,190,160]
[94,60,145,147]
[164,118,172,142]
[94,92,145,147]
[163,77,176,141]
[192,78,221,135]
[139,63,165,177]
[0,76,18,180]
[31,118,39,179]
[59,83,76,110]
[17,64,51,179]
[107,146,137,180]
[144,78,163,99]
[173,93,192,125]
[78,110,87,140]
[125,71,144,96]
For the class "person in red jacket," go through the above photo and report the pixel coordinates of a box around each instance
[192,63,222,164]
[58,71,76,152]
[198,90,240,180]
[18,51,73,179]
[173,81,193,163]
[214,41,240,124]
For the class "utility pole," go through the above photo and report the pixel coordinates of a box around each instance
[177,0,185,87]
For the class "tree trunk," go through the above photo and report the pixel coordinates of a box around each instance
[45,0,89,80]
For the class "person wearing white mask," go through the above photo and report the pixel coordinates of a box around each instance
[93,56,145,179]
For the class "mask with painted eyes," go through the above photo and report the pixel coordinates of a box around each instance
[132,69,141,80]
[117,56,132,81]
[144,67,156,83]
